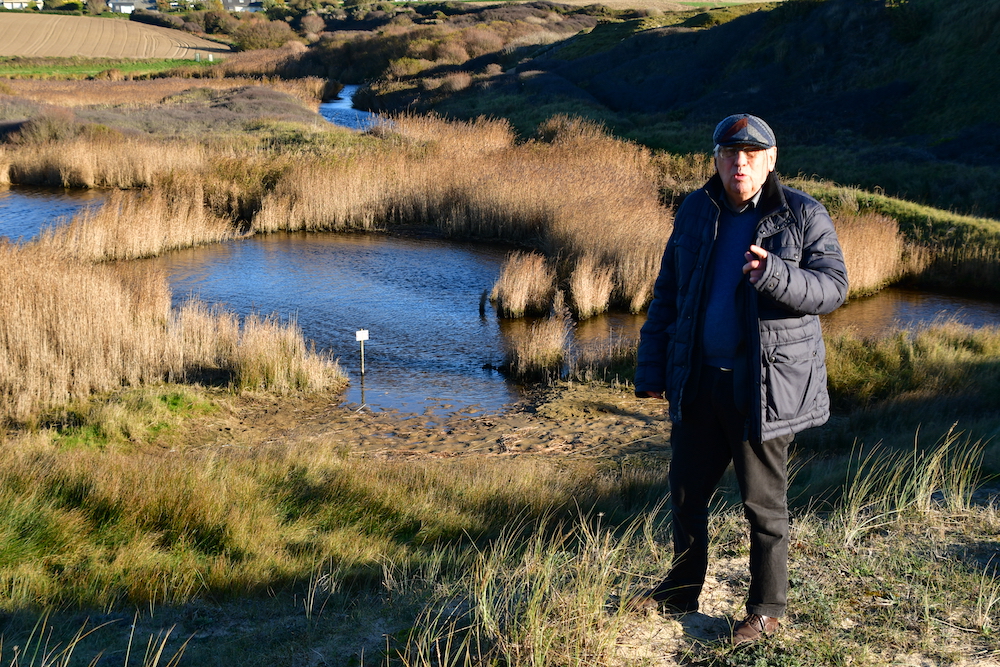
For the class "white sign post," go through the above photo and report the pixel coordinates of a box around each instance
[356,329,369,375]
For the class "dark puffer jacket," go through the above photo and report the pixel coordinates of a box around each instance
[634,172,848,444]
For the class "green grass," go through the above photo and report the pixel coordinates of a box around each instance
[42,386,217,451]
[0,56,211,79]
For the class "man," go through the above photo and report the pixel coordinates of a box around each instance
[632,114,848,644]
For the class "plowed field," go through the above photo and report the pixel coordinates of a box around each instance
[0,14,229,59]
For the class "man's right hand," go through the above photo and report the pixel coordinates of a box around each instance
[643,391,664,399]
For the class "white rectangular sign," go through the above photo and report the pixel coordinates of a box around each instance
[356,329,369,342]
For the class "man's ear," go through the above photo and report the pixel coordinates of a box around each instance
[767,147,778,172]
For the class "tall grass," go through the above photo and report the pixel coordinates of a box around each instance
[0,244,344,423]
[0,137,207,189]
[400,513,650,667]
[836,429,985,547]
[254,114,674,316]
[490,251,555,318]
[35,182,233,261]
[833,210,906,296]
[501,300,573,381]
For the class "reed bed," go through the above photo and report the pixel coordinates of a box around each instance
[833,209,906,296]
[568,253,615,319]
[1,74,325,109]
[501,304,573,381]
[0,137,207,189]
[253,114,674,316]
[35,183,233,262]
[0,244,344,423]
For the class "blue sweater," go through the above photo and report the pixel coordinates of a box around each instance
[701,204,759,369]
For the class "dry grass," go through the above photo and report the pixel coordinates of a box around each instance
[0,244,344,423]
[2,75,325,110]
[490,251,556,318]
[502,297,573,380]
[569,253,615,319]
[35,181,233,261]
[834,210,906,296]
[254,114,673,315]
[0,137,207,189]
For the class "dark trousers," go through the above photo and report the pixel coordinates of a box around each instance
[665,366,793,618]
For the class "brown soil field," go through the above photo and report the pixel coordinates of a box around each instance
[0,14,230,59]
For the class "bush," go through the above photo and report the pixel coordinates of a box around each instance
[233,19,298,50]
[204,9,238,34]
[131,8,184,29]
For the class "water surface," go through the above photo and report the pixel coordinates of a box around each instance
[148,232,517,415]
[0,185,103,241]
[318,85,379,131]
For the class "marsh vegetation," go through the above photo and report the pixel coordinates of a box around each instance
[0,0,999,663]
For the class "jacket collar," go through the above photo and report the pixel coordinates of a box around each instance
[704,172,790,236]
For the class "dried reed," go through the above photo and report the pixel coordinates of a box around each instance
[502,296,572,380]
[0,137,207,189]
[833,210,905,296]
[568,253,615,318]
[0,244,343,422]
[35,181,233,261]
[490,251,556,318]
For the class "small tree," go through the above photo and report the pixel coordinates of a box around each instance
[87,0,109,14]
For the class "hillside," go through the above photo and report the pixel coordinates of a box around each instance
[0,13,229,59]
[359,0,1000,218]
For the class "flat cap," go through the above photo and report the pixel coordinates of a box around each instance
[713,113,776,149]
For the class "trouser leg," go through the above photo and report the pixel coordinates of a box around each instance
[732,431,793,618]
[661,368,738,608]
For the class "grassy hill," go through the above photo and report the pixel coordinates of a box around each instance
[358,0,1000,219]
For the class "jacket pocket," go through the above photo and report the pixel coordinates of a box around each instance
[762,335,819,422]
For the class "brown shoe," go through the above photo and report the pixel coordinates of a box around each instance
[624,586,698,615]
[732,614,780,644]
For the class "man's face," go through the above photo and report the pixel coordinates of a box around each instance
[715,144,777,207]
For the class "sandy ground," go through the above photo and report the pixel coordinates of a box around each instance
[195,381,674,462]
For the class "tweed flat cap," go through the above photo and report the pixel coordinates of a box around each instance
[713,114,776,149]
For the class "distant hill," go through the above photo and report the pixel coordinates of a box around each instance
[0,13,229,59]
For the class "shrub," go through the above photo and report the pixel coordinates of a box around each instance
[439,71,471,93]
[233,19,298,51]
[299,12,325,35]
[131,9,184,29]
[10,109,80,144]
[204,9,239,34]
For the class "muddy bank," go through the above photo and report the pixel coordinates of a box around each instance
[192,382,673,462]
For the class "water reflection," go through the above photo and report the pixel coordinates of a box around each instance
[821,288,1000,338]
[0,185,103,242]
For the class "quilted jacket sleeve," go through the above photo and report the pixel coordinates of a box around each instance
[754,193,848,316]
[634,235,679,395]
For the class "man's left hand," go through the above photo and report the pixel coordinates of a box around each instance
[743,245,768,284]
